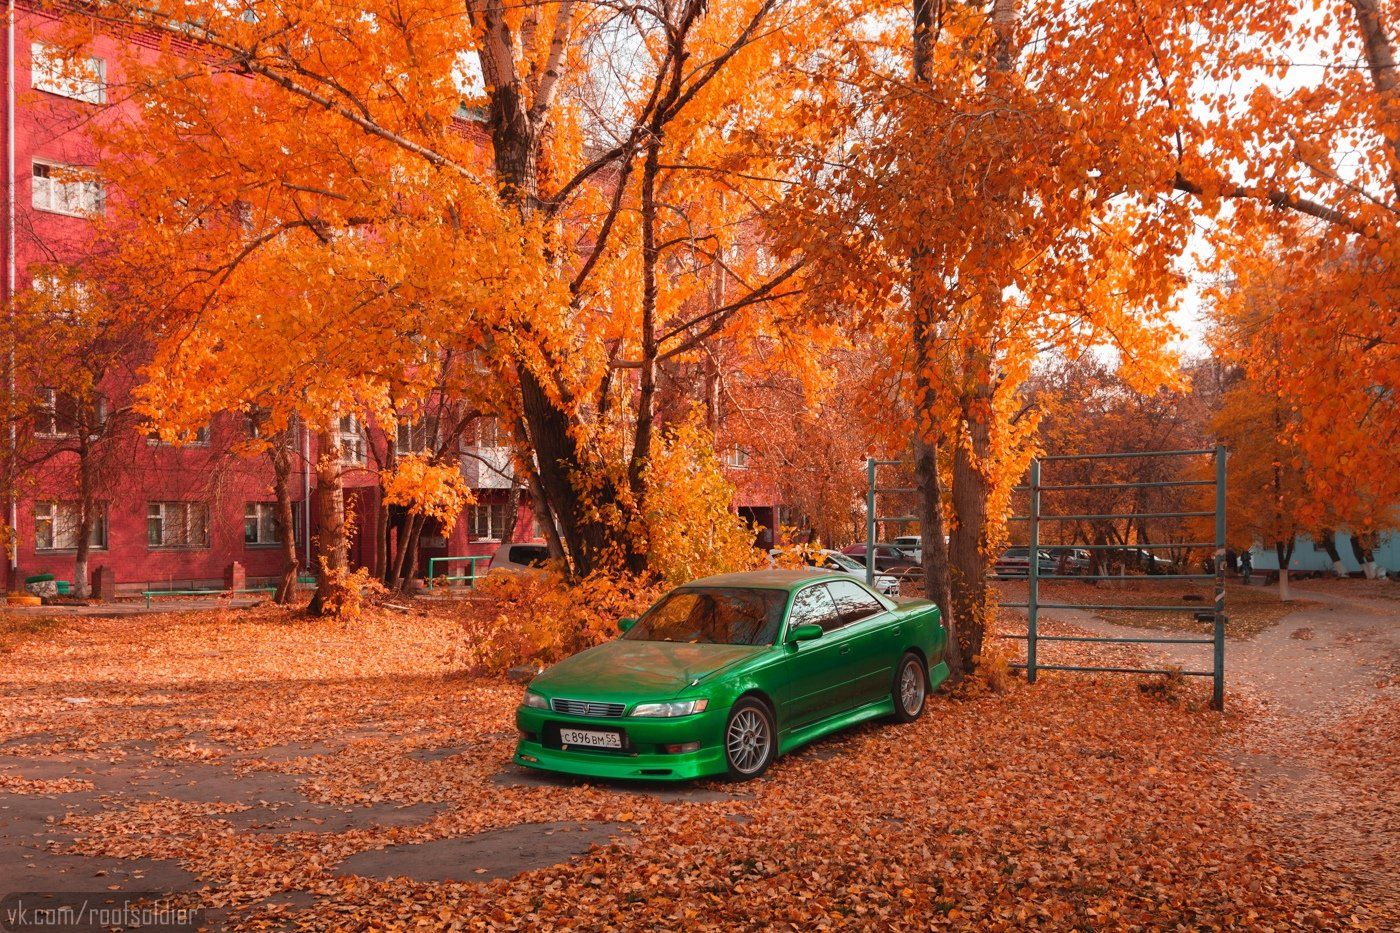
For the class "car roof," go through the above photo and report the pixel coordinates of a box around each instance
[686,568,847,591]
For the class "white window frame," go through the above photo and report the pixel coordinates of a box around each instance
[395,417,437,456]
[469,501,511,542]
[32,159,105,217]
[722,447,750,470]
[35,500,107,551]
[147,501,210,549]
[35,388,105,439]
[337,414,366,466]
[244,502,282,546]
[31,42,107,104]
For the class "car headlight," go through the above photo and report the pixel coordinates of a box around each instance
[521,691,549,710]
[630,698,709,717]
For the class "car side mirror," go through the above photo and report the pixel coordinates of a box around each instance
[787,623,823,643]
[617,617,637,633]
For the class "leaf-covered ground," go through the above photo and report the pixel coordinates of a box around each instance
[0,599,1393,930]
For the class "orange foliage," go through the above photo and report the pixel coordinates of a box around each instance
[452,570,660,675]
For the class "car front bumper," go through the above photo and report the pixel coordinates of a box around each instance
[513,705,728,782]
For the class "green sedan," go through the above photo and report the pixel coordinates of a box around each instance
[513,568,948,781]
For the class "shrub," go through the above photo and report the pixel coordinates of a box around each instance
[451,569,662,675]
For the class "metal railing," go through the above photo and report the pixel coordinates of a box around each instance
[999,447,1228,710]
[425,555,491,591]
[866,447,1229,710]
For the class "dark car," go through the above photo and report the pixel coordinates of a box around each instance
[840,543,919,573]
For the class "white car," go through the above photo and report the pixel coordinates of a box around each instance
[893,535,922,563]
[770,548,901,597]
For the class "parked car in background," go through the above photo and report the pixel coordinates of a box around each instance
[1045,547,1091,576]
[771,548,901,597]
[992,547,1057,578]
[840,543,919,573]
[489,542,551,573]
[892,535,922,563]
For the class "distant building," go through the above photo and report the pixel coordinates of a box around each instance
[1250,531,1396,576]
[1,7,536,593]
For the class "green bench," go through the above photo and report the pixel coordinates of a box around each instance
[140,586,276,609]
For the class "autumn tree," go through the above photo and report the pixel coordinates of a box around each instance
[46,0,835,594]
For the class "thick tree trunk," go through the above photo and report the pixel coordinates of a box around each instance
[270,442,299,604]
[949,408,993,669]
[308,427,348,616]
[913,429,954,665]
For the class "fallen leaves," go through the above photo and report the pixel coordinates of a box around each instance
[0,601,1391,929]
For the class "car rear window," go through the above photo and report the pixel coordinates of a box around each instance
[508,545,549,567]
[625,587,787,646]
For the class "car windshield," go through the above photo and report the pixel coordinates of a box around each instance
[823,553,863,572]
[1003,548,1029,558]
[624,587,787,646]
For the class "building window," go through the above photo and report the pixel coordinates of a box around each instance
[32,160,105,217]
[337,414,366,466]
[395,418,437,456]
[147,425,211,446]
[244,502,284,545]
[35,501,107,551]
[30,268,90,322]
[474,417,500,447]
[147,501,210,548]
[722,447,750,469]
[469,501,511,541]
[36,388,105,438]
[31,43,106,104]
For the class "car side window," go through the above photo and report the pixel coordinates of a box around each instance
[788,584,839,634]
[825,580,885,628]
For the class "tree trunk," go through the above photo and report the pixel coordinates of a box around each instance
[626,138,663,571]
[270,442,299,604]
[477,22,638,580]
[398,513,425,592]
[308,426,348,616]
[1275,538,1294,601]
[949,407,993,670]
[1316,528,1347,577]
[909,0,959,682]
[913,429,954,663]
[501,480,522,547]
[72,433,94,600]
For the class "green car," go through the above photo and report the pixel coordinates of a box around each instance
[513,568,948,782]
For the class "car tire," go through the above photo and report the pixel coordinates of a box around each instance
[891,652,927,723]
[723,697,776,781]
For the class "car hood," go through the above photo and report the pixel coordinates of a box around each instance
[531,639,764,700]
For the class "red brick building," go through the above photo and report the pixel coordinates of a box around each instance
[0,6,540,594]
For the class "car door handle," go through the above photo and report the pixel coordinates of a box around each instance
[840,645,852,655]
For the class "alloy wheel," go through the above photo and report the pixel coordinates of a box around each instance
[899,660,926,716]
[726,707,771,774]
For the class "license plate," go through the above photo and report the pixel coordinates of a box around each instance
[559,728,622,749]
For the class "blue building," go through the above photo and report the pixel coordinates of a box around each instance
[1250,531,1397,575]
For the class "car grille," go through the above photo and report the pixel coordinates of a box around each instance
[550,698,626,718]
